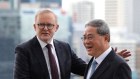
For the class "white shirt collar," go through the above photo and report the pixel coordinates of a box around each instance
[95,46,112,65]
[36,36,54,49]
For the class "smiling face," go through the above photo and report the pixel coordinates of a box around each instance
[34,12,59,43]
[83,26,109,58]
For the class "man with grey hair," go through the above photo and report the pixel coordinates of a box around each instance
[82,19,132,79]
[14,9,87,79]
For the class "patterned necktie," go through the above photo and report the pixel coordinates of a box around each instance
[46,44,59,79]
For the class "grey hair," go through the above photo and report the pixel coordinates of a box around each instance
[35,8,57,22]
[85,19,110,41]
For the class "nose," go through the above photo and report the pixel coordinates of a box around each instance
[44,26,49,30]
[83,39,90,44]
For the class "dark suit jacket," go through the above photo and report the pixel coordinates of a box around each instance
[14,36,87,79]
[84,49,132,79]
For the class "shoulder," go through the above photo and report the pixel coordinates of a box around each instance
[114,54,131,70]
[114,54,126,64]
[108,51,129,70]
[53,39,70,46]
[106,50,127,67]
[53,39,73,53]
[15,36,37,51]
[17,38,34,47]
[105,51,131,73]
[112,52,132,78]
[108,49,126,63]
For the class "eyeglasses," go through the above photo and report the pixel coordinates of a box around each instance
[81,35,94,41]
[37,23,55,30]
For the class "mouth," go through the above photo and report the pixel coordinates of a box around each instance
[42,32,49,35]
[85,46,93,51]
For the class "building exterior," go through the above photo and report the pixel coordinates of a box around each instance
[123,0,133,34]
[53,9,73,44]
[105,0,125,27]
[0,0,20,79]
[133,0,140,35]
[20,8,37,42]
[0,9,20,79]
[0,0,20,10]
[71,1,95,62]
[72,1,94,23]
[136,44,140,79]
[21,0,62,8]
[123,0,140,78]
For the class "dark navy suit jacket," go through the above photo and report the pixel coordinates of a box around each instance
[14,36,87,79]
[84,49,132,79]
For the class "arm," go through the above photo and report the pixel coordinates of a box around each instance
[63,42,87,76]
[71,50,87,76]
[14,46,30,79]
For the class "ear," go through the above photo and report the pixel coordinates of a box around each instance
[55,25,59,32]
[33,24,36,31]
[104,34,110,42]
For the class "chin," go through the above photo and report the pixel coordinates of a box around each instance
[87,52,92,56]
[88,51,95,56]
[40,37,49,42]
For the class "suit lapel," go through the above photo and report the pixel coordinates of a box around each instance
[84,57,94,79]
[89,50,115,79]
[32,36,50,78]
[53,40,65,79]
[84,57,110,79]
[91,60,110,79]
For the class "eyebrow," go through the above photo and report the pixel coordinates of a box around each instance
[83,34,93,36]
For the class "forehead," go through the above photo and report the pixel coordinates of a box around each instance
[35,13,56,23]
[84,26,97,35]
[37,13,55,19]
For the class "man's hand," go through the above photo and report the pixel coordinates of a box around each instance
[114,47,131,61]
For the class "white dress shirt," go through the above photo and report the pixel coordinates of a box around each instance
[37,36,61,79]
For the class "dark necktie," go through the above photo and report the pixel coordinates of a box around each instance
[46,44,59,79]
